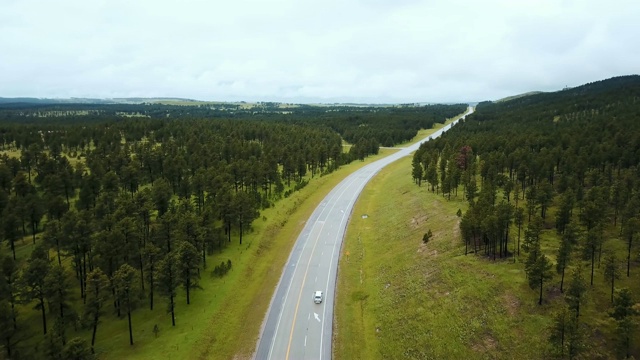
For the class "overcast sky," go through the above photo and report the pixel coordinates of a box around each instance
[1,0,638,103]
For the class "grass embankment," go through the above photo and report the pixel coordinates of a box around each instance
[334,155,639,359]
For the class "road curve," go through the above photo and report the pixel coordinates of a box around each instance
[254,106,474,360]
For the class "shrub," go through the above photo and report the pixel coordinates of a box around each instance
[422,229,433,244]
[212,259,233,278]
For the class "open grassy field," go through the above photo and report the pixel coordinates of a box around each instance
[0,148,21,159]
[333,155,640,359]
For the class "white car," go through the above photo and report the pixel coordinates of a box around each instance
[313,291,323,304]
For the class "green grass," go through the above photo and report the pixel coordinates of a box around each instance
[333,156,640,359]
[0,148,21,159]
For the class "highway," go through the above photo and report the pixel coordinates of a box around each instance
[254,106,474,360]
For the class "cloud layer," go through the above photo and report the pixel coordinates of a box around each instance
[1,0,638,103]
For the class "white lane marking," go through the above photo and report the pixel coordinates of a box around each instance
[305,335,307,347]
[314,313,321,322]
[308,313,310,320]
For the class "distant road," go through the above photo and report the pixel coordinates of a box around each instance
[254,106,474,360]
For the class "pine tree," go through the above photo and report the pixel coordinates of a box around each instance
[157,252,179,326]
[113,264,139,345]
[565,266,587,318]
[528,250,553,305]
[609,288,638,359]
[84,268,110,354]
[21,244,51,334]
[603,252,621,303]
[556,220,579,293]
[177,241,200,305]
[44,265,72,345]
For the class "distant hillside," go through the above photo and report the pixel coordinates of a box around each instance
[496,91,543,102]
[495,74,640,106]
[0,97,203,105]
[0,97,117,105]
[111,97,202,104]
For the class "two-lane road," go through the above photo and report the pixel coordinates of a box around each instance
[255,106,474,360]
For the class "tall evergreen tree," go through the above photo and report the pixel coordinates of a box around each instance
[603,252,621,303]
[84,268,110,354]
[177,241,200,305]
[44,265,72,346]
[622,217,638,277]
[21,244,51,334]
[157,252,179,327]
[565,265,587,319]
[113,264,139,346]
[142,243,161,310]
[609,288,638,359]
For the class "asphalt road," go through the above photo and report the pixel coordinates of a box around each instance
[254,106,474,360]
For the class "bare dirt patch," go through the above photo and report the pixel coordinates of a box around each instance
[502,293,520,317]
[410,214,428,229]
[451,218,461,246]
[472,333,498,352]
[546,286,563,303]
[232,354,251,360]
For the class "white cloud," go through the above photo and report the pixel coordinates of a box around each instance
[0,0,638,102]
